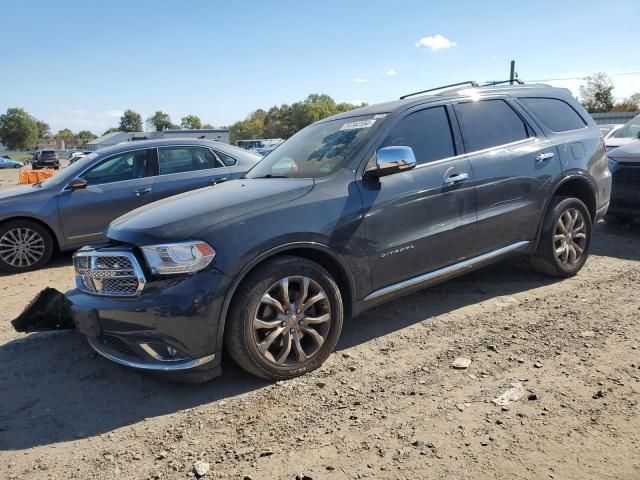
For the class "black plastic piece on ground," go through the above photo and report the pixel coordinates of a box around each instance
[11,287,74,332]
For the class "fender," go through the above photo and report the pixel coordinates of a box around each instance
[532,171,597,249]
[214,241,357,352]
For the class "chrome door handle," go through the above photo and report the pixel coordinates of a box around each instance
[536,152,555,162]
[133,188,151,196]
[211,177,228,185]
[444,173,469,185]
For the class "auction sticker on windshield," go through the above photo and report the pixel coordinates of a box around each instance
[340,119,376,130]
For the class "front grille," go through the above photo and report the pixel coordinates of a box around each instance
[74,250,145,297]
[613,163,640,187]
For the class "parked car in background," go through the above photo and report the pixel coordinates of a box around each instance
[606,140,640,224]
[0,158,22,169]
[605,114,640,151]
[599,123,623,138]
[69,151,93,164]
[0,138,260,272]
[32,150,60,170]
[67,82,611,383]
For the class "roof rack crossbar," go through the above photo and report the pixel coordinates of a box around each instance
[399,81,480,100]
[482,79,525,86]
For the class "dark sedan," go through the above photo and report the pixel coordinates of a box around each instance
[606,140,640,223]
[0,138,260,272]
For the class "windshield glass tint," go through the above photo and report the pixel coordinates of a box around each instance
[614,114,640,138]
[246,115,381,178]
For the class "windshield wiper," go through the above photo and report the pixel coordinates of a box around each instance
[252,174,289,179]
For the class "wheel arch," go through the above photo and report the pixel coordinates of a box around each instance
[215,242,356,352]
[534,174,597,249]
[0,216,60,252]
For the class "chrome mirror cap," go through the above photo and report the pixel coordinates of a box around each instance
[367,146,417,178]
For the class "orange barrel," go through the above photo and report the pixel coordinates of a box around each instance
[27,170,39,183]
[19,171,30,184]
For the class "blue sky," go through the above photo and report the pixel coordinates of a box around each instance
[2,0,638,135]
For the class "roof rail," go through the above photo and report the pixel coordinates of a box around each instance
[399,81,479,100]
[482,79,525,86]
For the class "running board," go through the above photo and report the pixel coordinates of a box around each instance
[364,241,530,302]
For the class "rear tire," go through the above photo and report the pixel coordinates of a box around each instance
[0,220,55,273]
[530,197,592,277]
[225,256,343,380]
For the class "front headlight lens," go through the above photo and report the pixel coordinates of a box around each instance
[608,157,618,171]
[141,241,215,275]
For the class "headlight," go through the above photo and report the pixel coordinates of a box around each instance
[141,241,215,275]
[608,157,618,171]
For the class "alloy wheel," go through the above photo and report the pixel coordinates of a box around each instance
[554,208,587,267]
[253,276,331,366]
[0,227,46,268]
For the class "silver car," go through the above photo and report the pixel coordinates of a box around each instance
[0,138,260,272]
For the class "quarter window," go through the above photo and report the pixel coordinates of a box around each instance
[158,147,223,175]
[519,97,586,132]
[82,150,150,185]
[381,106,456,165]
[454,100,530,152]
[213,150,237,167]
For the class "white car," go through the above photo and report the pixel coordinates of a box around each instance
[605,114,640,152]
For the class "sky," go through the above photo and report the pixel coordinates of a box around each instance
[1,0,638,135]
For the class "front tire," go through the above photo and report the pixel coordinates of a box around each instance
[0,220,55,273]
[530,197,592,277]
[225,256,343,380]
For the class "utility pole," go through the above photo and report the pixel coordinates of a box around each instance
[510,60,516,84]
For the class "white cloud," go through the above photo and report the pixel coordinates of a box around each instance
[352,77,368,83]
[384,69,397,76]
[415,34,457,51]
[104,110,124,118]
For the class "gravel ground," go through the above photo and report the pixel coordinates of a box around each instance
[0,167,639,479]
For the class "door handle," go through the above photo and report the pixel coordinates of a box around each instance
[444,173,469,185]
[536,152,555,162]
[211,177,228,185]
[133,188,151,196]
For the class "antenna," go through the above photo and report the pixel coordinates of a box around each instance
[510,60,517,85]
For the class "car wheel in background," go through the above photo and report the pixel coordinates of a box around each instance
[0,220,55,273]
[530,197,592,277]
[225,255,344,380]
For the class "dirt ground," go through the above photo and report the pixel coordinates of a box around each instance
[0,166,639,479]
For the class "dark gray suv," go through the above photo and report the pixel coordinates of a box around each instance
[68,82,611,382]
[0,139,259,272]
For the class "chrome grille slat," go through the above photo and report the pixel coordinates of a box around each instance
[73,250,146,297]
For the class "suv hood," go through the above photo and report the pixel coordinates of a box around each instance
[609,140,640,163]
[108,178,315,245]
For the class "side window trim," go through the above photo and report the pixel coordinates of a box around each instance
[209,148,237,167]
[452,98,536,155]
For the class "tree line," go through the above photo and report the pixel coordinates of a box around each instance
[1,77,638,151]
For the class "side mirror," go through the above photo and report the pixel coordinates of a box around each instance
[366,146,417,178]
[68,178,88,191]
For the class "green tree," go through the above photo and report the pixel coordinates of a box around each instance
[202,123,214,129]
[612,93,640,112]
[181,115,202,129]
[580,73,614,113]
[103,127,121,135]
[56,128,74,139]
[36,120,51,139]
[0,108,39,150]
[119,109,143,132]
[146,111,173,132]
[77,130,97,146]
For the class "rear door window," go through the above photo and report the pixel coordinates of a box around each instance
[454,99,531,152]
[519,97,586,132]
[381,106,456,165]
[158,146,223,175]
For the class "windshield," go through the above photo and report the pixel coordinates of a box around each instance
[613,114,640,139]
[40,152,100,187]
[246,115,382,179]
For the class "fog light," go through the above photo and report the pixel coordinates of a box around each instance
[139,342,187,362]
